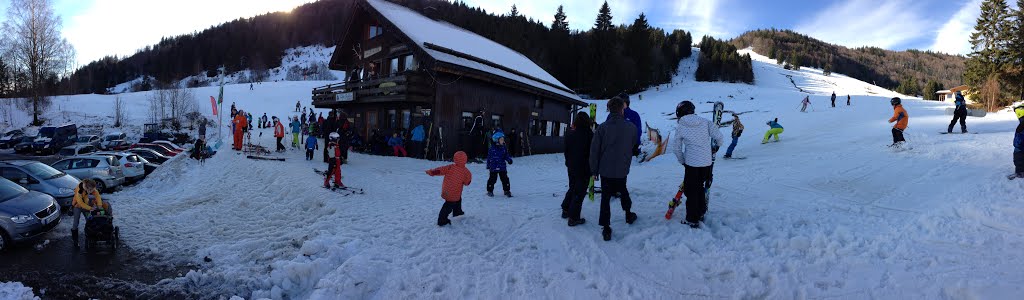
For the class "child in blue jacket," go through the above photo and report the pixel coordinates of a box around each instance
[389,133,407,157]
[305,135,318,160]
[486,132,514,197]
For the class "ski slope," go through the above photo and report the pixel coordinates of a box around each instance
[6,48,1024,299]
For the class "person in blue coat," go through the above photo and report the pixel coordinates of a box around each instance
[762,118,784,144]
[1014,107,1024,178]
[606,93,642,156]
[948,91,968,133]
[388,132,407,157]
[305,135,318,160]
[290,117,302,148]
[410,122,426,159]
[486,132,513,197]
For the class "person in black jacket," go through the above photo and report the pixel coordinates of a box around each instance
[561,112,593,227]
[508,128,519,157]
[948,91,969,133]
[590,96,639,241]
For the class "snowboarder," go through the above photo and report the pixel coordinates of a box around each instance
[831,92,836,108]
[486,132,513,197]
[723,113,744,158]
[847,95,851,106]
[295,100,301,112]
[1013,105,1024,178]
[249,83,253,90]
[947,91,968,134]
[762,118,784,144]
[324,132,344,188]
[290,117,302,148]
[232,110,247,150]
[70,179,111,248]
[273,116,286,152]
[800,96,811,112]
[389,132,407,157]
[562,112,592,227]
[426,151,472,226]
[590,96,639,241]
[670,101,724,228]
[888,97,909,147]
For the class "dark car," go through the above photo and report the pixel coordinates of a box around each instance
[33,124,77,155]
[0,177,61,251]
[0,130,24,149]
[12,136,37,154]
[127,148,170,165]
[131,143,178,157]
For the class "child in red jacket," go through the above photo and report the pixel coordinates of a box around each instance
[426,151,472,226]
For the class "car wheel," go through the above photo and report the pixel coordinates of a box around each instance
[0,230,10,252]
[94,180,107,193]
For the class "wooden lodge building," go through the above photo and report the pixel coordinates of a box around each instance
[312,0,586,160]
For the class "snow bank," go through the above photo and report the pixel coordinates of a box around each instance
[0,282,38,300]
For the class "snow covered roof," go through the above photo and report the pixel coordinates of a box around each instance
[364,0,582,104]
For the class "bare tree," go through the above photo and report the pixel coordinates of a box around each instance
[113,96,125,127]
[1,0,76,125]
[147,86,198,130]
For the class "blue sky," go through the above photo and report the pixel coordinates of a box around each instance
[0,0,1002,67]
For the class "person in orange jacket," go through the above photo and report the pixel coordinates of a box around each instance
[273,116,286,152]
[426,151,472,226]
[70,179,111,247]
[888,97,909,147]
[233,110,248,150]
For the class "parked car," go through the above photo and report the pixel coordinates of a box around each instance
[135,156,159,175]
[0,160,79,208]
[76,135,102,149]
[50,155,125,193]
[33,124,77,155]
[12,136,37,154]
[101,132,127,150]
[0,177,61,251]
[94,151,147,183]
[0,130,24,149]
[57,144,98,157]
[152,140,186,152]
[131,143,178,156]
[127,148,171,165]
[105,140,131,151]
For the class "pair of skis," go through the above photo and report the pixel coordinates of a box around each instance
[313,168,365,195]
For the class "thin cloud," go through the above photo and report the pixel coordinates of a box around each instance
[61,0,317,66]
[795,0,933,49]
[930,0,982,55]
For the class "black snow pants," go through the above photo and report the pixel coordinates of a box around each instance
[486,171,510,193]
[438,200,464,225]
[598,176,632,227]
[683,165,713,224]
[1014,151,1024,175]
[948,111,967,133]
[891,128,906,144]
[561,172,590,221]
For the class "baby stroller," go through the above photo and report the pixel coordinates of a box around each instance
[84,212,119,252]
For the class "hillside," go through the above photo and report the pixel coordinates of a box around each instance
[5,47,1022,298]
[731,29,967,96]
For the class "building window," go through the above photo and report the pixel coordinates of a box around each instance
[546,121,554,136]
[368,25,383,39]
[401,109,411,129]
[390,57,400,75]
[534,98,544,109]
[404,55,419,71]
[491,114,503,130]
[387,109,397,129]
[551,122,561,137]
[462,112,475,131]
[530,119,540,136]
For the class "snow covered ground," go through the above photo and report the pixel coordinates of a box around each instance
[0,282,38,300]
[4,47,1024,299]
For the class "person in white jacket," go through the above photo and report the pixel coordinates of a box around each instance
[670,101,725,228]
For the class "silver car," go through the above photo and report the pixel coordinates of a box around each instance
[50,155,125,193]
[94,151,147,183]
[0,177,61,251]
[0,160,79,208]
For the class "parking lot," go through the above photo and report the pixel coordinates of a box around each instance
[0,151,61,165]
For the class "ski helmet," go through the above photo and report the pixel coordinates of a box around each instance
[492,132,505,142]
[676,101,695,118]
[890,97,901,106]
[1015,105,1024,120]
[329,132,340,141]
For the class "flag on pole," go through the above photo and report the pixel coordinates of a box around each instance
[210,96,218,116]
[217,83,224,105]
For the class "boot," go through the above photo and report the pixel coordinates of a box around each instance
[561,210,568,219]
[568,218,586,227]
[437,219,452,227]
[682,219,700,228]
[625,212,638,224]
[602,226,612,241]
[504,191,512,197]
[486,191,494,197]
[71,230,79,248]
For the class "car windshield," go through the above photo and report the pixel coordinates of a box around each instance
[0,179,29,203]
[38,127,55,138]
[59,148,76,156]
[23,162,66,180]
[21,136,36,142]
[104,134,121,141]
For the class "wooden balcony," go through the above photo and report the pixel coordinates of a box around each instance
[312,73,431,107]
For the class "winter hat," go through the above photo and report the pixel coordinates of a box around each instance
[492,132,505,142]
[675,101,695,118]
[329,132,340,140]
[1015,105,1024,120]
[890,97,901,106]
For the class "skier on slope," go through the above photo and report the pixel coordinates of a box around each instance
[947,91,969,134]
[590,96,639,241]
[485,132,513,197]
[847,95,851,106]
[762,118,784,144]
[562,112,592,227]
[800,96,811,112]
[426,151,472,226]
[324,132,344,188]
[273,116,286,152]
[831,92,837,108]
[670,101,724,228]
[723,113,744,159]
[290,116,302,148]
[888,97,909,148]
